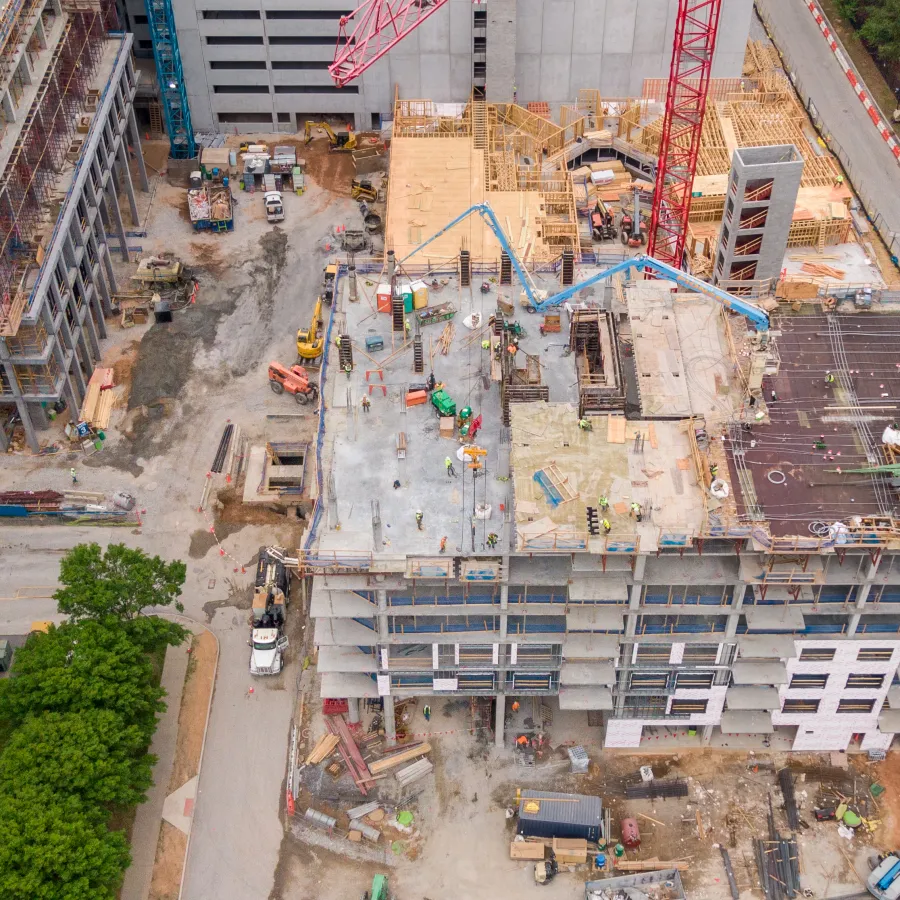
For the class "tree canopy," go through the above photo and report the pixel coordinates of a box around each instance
[54,542,186,623]
[838,0,900,62]
[0,710,154,808]
[0,788,130,900]
[0,620,165,739]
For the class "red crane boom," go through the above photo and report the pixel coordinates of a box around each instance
[647,0,723,269]
[330,0,452,88]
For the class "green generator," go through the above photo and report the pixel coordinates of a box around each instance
[430,389,456,418]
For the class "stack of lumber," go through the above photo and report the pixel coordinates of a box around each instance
[305,733,340,765]
[79,367,116,427]
[325,715,376,794]
[615,858,689,872]
[368,741,432,775]
[571,160,634,204]
[800,261,846,279]
[395,758,434,787]
[438,322,454,354]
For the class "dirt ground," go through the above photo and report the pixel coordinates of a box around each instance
[272,694,898,900]
[148,631,218,900]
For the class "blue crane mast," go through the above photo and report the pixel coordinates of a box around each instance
[145,0,195,159]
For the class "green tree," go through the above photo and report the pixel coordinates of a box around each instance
[0,710,154,808]
[860,0,900,62]
[0,621,165,738]
[0,787,130,900]
[836,0,861,27]
[54,543,187,622]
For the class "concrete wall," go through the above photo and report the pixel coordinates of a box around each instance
[516,0,754,107]
[175,0,754,132]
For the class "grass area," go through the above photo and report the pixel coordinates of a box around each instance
[815,0,900,126]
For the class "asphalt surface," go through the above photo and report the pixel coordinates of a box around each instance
[755,0,900,252]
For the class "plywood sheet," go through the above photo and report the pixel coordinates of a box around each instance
[607,416,626,443]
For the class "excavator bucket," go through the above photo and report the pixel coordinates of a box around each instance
[370,875,388,900]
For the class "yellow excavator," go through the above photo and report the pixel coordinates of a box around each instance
[303,121,357,151]
[297,296,325,363]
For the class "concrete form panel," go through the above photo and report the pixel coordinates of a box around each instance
[450,54,474,101]
[449,0,473,56]
[516,0,543,55]
[420,53,452,100]
[632,0,669,54]
[628,52,664,95]
[361,59,392,115]
[417,8,451,54]
[602,0,636,54]
[388,56,423,99]
[711,51,746,80]
[539,53,571,105]
[516,54,541,105]
[572,0,607,54]
[714,0,754,65]
[541,0,575,55]
[599,52,632,95]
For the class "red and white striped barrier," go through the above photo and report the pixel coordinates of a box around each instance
[803,0,900,161]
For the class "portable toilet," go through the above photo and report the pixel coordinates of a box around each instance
[401,283,414,313]
[376,283,392,313]
[411,280,429,309]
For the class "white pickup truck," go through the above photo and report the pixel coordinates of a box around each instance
[264,190,284,223]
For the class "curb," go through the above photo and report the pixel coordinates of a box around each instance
[800,0,900,162]
[164,616,220,900]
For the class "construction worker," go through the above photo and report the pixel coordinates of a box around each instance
[70,467,78,485]
[469,414,482,441]
[426,372,436,392]
[578,418,592,431]
[516,734,529,746]
[415,510,424,530]
[439,535,447,554]
[835,173,845,187]
[511,700,520,713]
[770,389,778,403]
[361,395,371,413]
[404,318,411,338]
[825,372,836,385]
[481,339,491,350]
[487,532,498,548]
[507,342,517,356]
[423,704,431,722]
[603,518,611,534]
[710,463,719,478]
[445,456,457,478]
[599,496,609,511]
[335,335,342,349]
[630,502,643,522]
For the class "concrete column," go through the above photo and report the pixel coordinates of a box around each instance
[485,0,516,102]
[102,244,118,294]
[29,401,49,428]
[376,589,388,642]
[79,298,101,361]
[347,697,360,724]
[732,582,747,611]
[105,174,130,263]
[0,418,8,451]
[0,353,38,452]
[117,141,140,227]
[383,694,396,745]
[495,691,506,748]
[129,105,150,192]
[854,583,871,611]
[92,250,113,317]
[701,724,714,746]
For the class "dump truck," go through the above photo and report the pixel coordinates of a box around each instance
[868,854,900,900]
[249,548,290,676]
[264,190,285,223]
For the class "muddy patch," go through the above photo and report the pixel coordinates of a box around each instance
[188,520,247,559]
[201,575,254,622]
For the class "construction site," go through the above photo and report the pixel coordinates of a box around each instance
[6,0,900,899]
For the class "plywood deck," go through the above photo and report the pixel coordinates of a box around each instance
[386,136,553,263]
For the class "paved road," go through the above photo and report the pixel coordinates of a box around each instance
[756,0,900,252]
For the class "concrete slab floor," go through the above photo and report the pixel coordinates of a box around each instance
[782,241,886,287]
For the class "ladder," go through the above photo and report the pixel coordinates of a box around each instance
[561,249,575,286]
[472,100,487,149]
[413,334,424,373]
[459,249,471,287]
[148,101,163,137]
[500,251,512,285]
[338,335,353,370]
[391,297,405,333]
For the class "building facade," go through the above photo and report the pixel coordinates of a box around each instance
[170,0,755,133]
[0,1,148,452]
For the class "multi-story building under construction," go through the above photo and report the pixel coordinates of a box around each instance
[0,0,147,451]
[304,101,900,754]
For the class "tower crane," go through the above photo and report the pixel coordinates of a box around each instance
[648,0,724,268]
[399,203,770,334]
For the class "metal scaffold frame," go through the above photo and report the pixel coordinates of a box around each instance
[0,0,114,337]
[145,0,194,158]
[648,0,723,269]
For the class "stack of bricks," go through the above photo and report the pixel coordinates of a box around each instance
[526,101,551,119]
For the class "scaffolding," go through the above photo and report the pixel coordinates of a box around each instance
[0,0,115,337]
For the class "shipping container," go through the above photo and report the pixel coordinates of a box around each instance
[517,790,603,842]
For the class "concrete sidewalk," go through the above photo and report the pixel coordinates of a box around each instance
[755,0,900,258]
[120,641,191,900]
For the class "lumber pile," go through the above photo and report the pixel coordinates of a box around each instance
[438,322,454,355]
[324,715,376,794]
[79,367,116,428]
[615,859,689,872]
[800,261,846,279]
[368,741,432,775]
[305,733,340,765]
[395,758,434,788]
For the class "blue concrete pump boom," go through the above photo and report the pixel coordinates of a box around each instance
[399,203,770,333]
